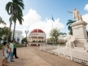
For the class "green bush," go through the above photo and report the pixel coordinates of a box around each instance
[0,44,25,50]
[32,40,35,43]
[38,40,41,42]
[16,44,25,47]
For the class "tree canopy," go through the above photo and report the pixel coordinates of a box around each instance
[0,27,12,43]
[50,28,66,44]
[0,17,6,25]
[66,19,76,35]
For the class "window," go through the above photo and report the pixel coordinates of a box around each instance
[17,38,19,42]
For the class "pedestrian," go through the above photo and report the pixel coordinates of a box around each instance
[7,40,14,62]
[13,41,19,59]
[2,42,8,66]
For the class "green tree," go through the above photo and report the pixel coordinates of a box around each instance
[66,19,75,35]
[50,28,63,44]
[0,27,12,43]
[21,37,27,44]
[59,32,67,37]
[2,27,12,41]
[86,30,88,37]
[6,0,24,41]
[0,17,6,25]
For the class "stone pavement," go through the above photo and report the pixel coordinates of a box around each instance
[0,46,84,66]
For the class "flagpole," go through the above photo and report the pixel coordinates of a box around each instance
[51,15,55,29]
[52,20,53,29]
[52,15,54,45]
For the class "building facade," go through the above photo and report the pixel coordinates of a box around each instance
[28,29,46,46]
[12,30,23,44]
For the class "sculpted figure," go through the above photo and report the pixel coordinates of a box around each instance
[68,8,83,21]
[66,33,75,48]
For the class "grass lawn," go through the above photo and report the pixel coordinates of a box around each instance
[0,44,25,50]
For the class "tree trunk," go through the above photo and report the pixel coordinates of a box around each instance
[0,40,1,44]
[13,22,16,40]
[7,19,12,42]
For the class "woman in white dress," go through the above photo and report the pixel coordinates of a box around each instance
[2,42,8,66]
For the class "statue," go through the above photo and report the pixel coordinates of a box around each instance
[65,32,75,48]
[68,8,83,21]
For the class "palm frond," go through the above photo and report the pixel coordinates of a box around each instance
[66,19,75,25]
[13,4,23,15]
[5,2,12,14]
[12,0,24,9]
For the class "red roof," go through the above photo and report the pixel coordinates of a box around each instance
[31,29,44,33]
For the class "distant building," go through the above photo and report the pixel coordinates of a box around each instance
[0,30,23,44]
[28,29,46,46]
[12,30,23,44]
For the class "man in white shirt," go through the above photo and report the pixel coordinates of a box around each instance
[9,40,14,62]
[6,40,14,62]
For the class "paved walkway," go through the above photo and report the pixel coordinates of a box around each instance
[0,46,84,66]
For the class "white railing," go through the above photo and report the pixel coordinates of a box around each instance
[40,45,88,65]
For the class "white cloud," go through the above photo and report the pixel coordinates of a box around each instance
[17,9,41,26]
[83,4,88,30]
[29,18,64,38]
[0,24,5,28]
[16,9,64,38]
[84,4,88,11]
[82,14,88,22]
[82,14,88,30]
[0,24,9,28]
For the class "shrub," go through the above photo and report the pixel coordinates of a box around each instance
[16,44,25,47]
[32,40,35,43]
[38,40,41,43]
[0,44,25,50]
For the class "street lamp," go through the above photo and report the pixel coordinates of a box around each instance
[25,30,29,45]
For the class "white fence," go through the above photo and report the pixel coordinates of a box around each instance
[40,44,88,65]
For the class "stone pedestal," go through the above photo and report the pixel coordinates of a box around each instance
[70,21,88,47]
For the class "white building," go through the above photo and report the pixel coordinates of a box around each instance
[12,30,23,44]
[28,29,46,46]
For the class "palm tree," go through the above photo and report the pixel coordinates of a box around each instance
[0,17,6,25]
[66,19,76,35]
[12,12,24,40]
[6,0,24,41]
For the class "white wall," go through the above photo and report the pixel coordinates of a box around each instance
[12,30,23,44]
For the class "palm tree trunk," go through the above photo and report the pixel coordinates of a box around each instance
[13,22,16,40]
[7,20,12,42]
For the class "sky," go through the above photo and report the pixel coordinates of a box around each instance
[0,0,88,38]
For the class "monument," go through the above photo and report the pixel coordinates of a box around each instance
[40,8,88,65]
[68,8,88,47]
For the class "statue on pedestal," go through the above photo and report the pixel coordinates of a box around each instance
[68,8,83,21]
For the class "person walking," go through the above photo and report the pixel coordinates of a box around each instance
[13,41,19,59]
[2,42,8,66]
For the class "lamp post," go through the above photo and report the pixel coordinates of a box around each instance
[25,30,29,46]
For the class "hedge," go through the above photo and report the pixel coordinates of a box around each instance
[0,44,25,50]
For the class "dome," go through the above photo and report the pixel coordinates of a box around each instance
[31,29,44,33]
